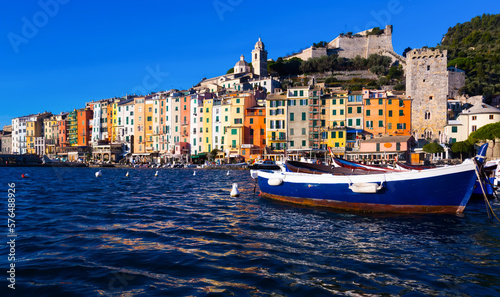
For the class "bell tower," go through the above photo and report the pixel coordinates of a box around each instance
[252,38,267,77]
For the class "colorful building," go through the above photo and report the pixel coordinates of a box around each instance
[77,108,92,147]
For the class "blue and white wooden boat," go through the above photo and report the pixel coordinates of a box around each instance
[254,144,488,214]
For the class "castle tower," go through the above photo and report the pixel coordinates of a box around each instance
[252,38,267,77]
[406,48,451,141]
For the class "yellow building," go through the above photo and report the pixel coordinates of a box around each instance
[266,94,287,153]
[203,98,215,153]
[224,92,255,161]
[326,91,348,156]
[145,98,154,152]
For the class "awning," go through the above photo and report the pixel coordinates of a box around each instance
[346,129,363,133]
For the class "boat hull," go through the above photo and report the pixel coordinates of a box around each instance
[257,162,478,214]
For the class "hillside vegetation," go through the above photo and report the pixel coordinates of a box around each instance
[438,13,500,99]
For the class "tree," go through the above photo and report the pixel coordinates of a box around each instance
[451,141,473,160]
[226,68,234,74]
[468,121,500,157]
[402,47,412,57]
[209,148,220,161]
[423,142,444,161]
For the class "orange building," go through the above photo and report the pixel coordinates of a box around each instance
[242,105,266,161]
[77,108,93,146]
[58,117,68,147]
[180,94,190,144]
[386,96,412,136]
[363,89,412,137]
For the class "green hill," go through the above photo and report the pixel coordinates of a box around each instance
[438,13,500,99]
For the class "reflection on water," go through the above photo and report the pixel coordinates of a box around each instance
[0,167,499,296]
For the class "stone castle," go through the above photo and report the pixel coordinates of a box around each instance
[286,25,405,65]
[406,48,465,141]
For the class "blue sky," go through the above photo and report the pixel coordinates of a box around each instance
[0,0,498,128]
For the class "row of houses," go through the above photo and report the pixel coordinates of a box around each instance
[2,85,499,164]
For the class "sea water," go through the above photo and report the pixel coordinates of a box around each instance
[0,167,499,296]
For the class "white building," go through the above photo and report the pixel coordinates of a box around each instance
[444,103,500,144]
[90,99,114,144]
[116,97,135,156]
[11,115,31,154]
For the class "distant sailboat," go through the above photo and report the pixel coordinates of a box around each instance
[95,170,102,177]
[126,171,129,177]
[155,171,158,177]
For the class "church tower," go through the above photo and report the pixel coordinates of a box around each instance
[252,38,267,77]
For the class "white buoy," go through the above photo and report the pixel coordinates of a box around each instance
[126,171,129,177]
[230,183,240,197]
[95,170,102,177]
[193,171,196,176]
[227,171,230,175]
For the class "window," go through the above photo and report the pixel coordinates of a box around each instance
[236,98,240,103]
[356,119,361,126]
[231,129,237,135]
[290,113,294,121]
[388,123,392,129]
[389,110,393,117]
[357,107,361,113]
[332,99,336,105]
[332,110,337,116]
[376,143,380,151]
[340,99,344,104]
[378,99,383,105]
[302,140,306,147]
[290,141,294,147]
[340,109,344,115]
[378,120,383,127]
[452,126,458,133]
[388,99,392,105]
[302,128,306,135]
[379,109,383,116]
[427,65,430,71]
[348,119,352,126]
[338,131,343,138]
[366,99,370,105]
[348,107,352,114]
[299,90,304,96]
[472,125,477,132]
[331,131,336,138]
[302,112,306,121]
[490,115,494,120]
[293,91,298,96]
[472,116,477,120]
[236,107,240,113]
[250,118,254,124]
[366,110,370,116]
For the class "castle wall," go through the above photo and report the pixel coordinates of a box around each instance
[287,25,399,62]
[285,47,327,61]
[406,48,449,140]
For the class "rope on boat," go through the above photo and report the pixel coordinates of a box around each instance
[474,159,500,222]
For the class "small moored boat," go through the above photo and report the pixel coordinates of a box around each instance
[254,144,488,214]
